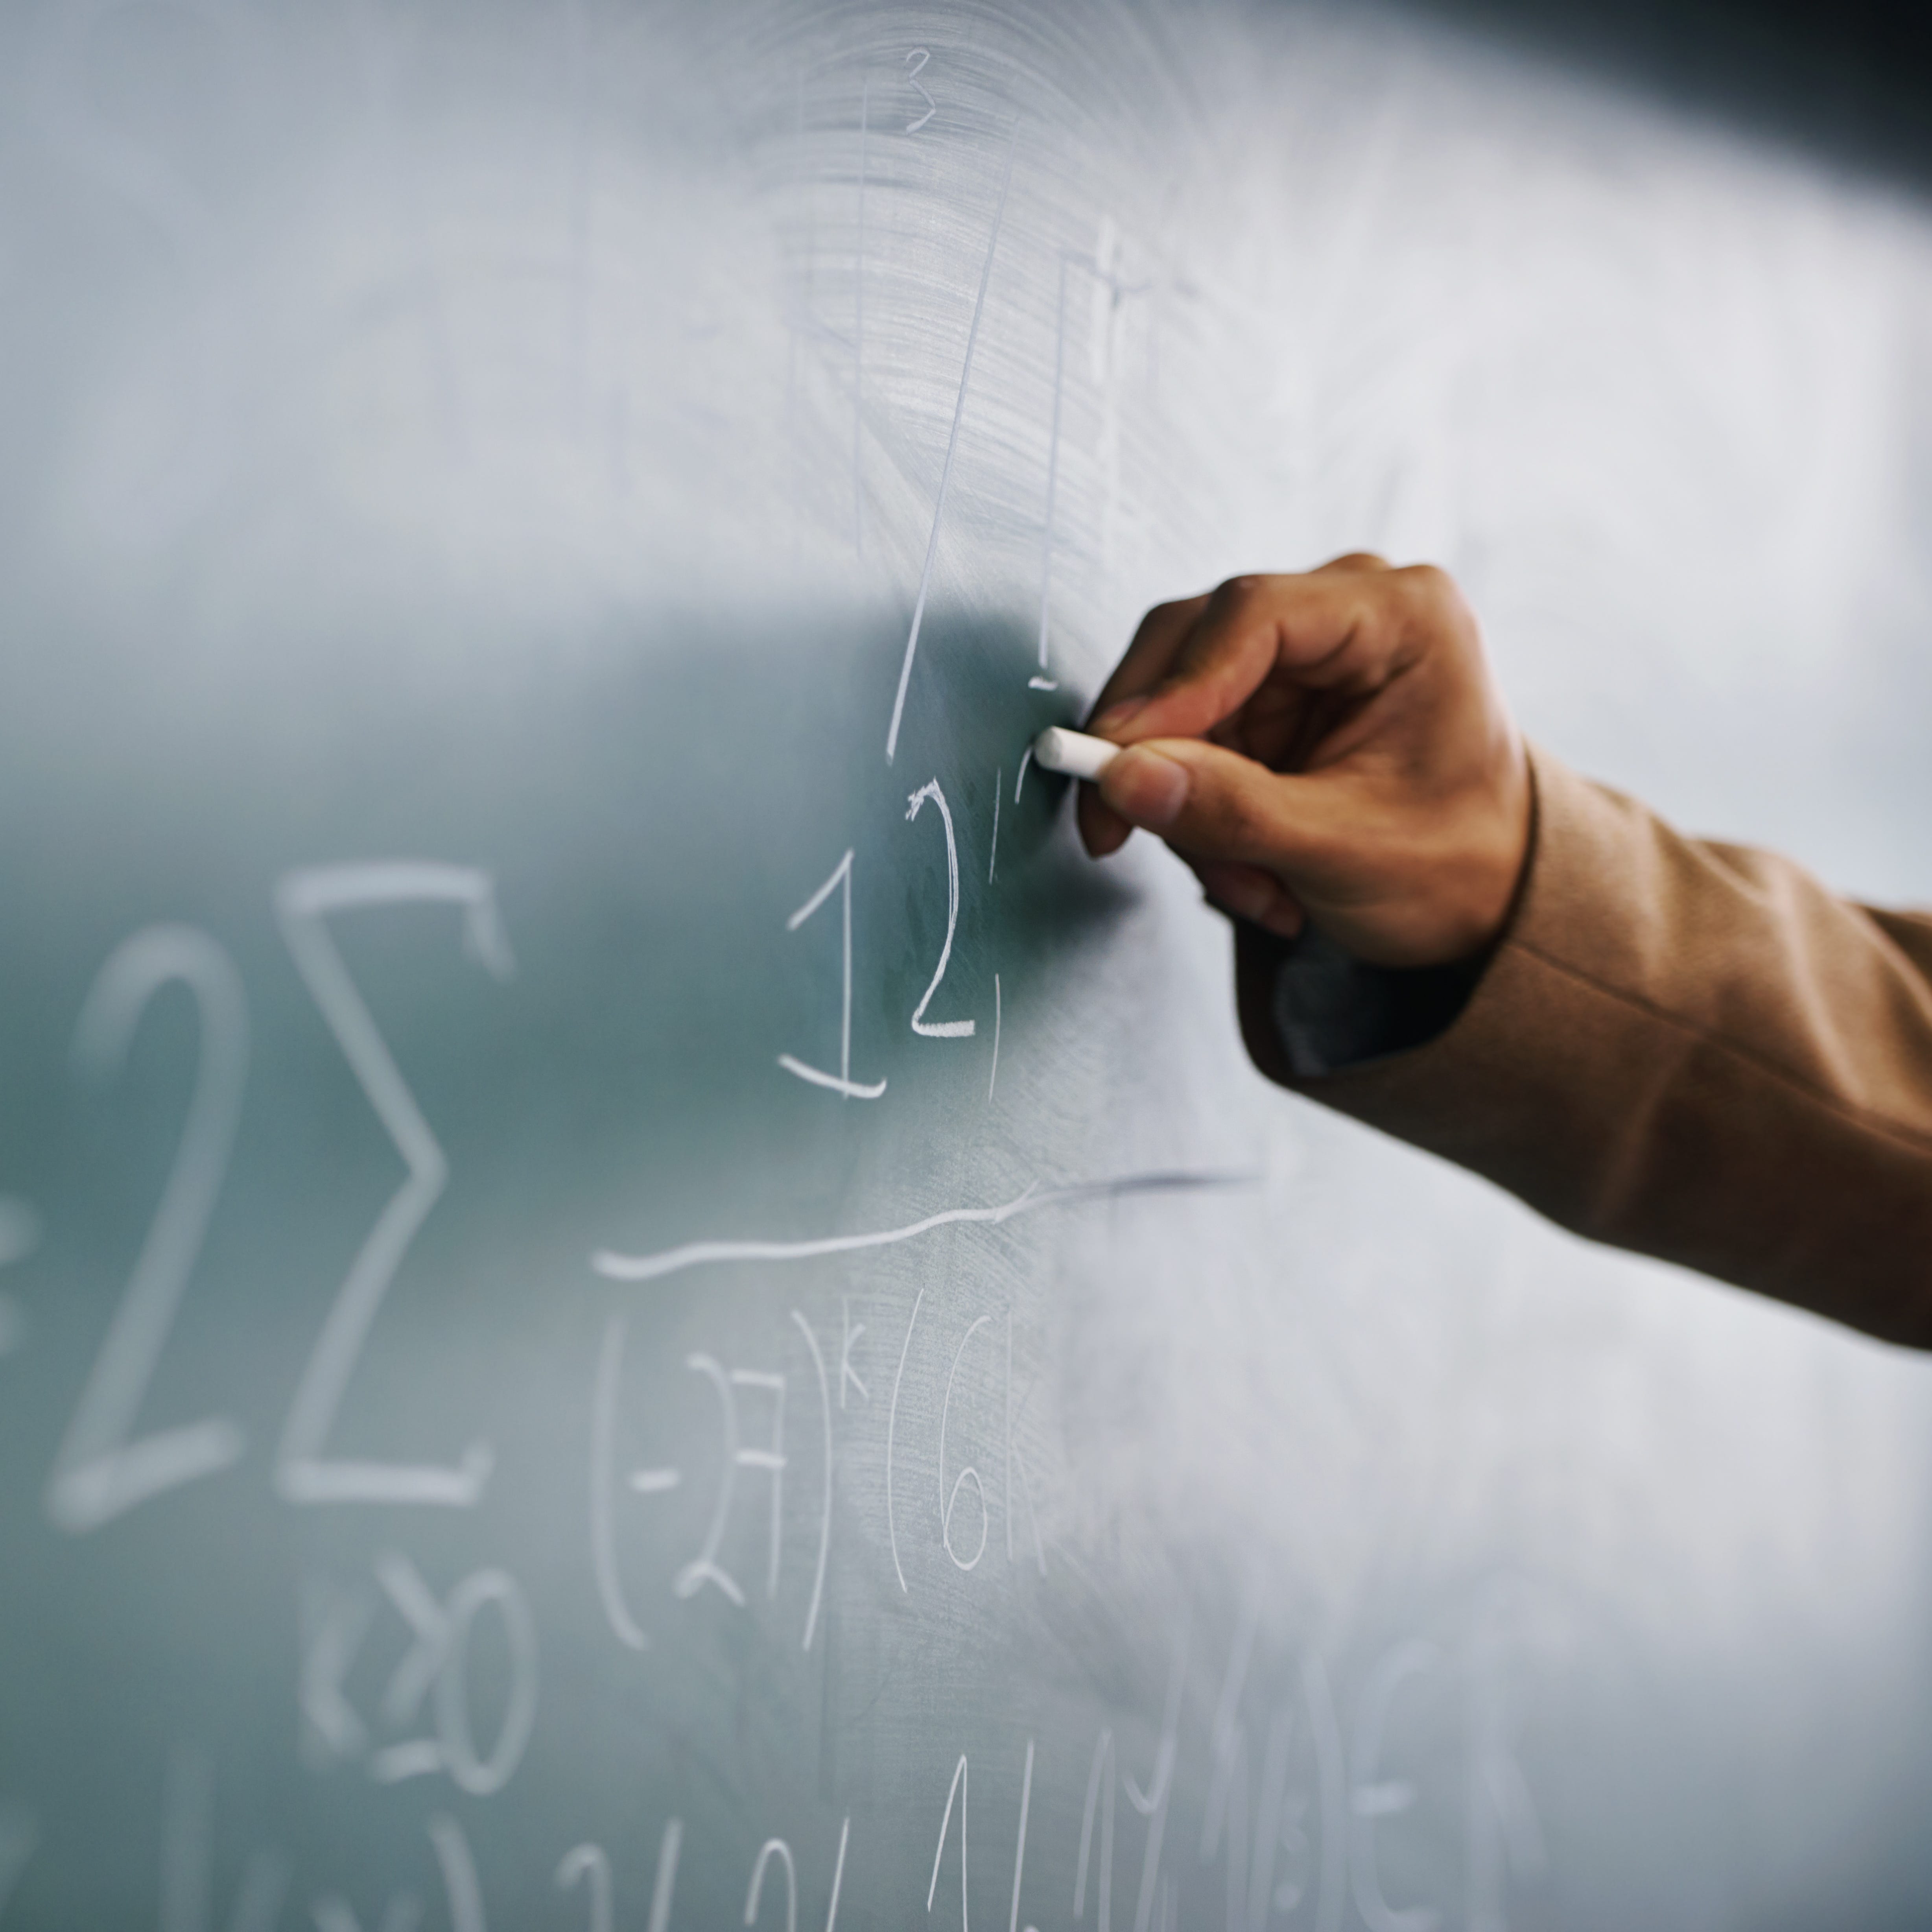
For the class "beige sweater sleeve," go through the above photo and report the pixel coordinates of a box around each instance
[1237,745,1932,1346]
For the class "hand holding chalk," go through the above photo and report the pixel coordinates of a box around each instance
[1072,558,1531,970]
[1032,726,1119,782]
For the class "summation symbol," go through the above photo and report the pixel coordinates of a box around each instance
[273,864,514,1509]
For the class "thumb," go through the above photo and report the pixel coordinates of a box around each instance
[1096,737,1342,874]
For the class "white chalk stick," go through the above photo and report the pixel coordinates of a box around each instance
[1032,725,1119,781]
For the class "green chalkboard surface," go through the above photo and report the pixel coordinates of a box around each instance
[3,2,1932,1927]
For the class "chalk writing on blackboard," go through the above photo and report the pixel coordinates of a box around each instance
[47,928,248,1535]
[273,865,512,1510]
[886,132,1019,764]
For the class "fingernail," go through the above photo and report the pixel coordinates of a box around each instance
[1091,695,1148,734]
[1102,747,1189,829]
[1080,802,1129,857]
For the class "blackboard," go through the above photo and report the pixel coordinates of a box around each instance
[3,2,1932,1927]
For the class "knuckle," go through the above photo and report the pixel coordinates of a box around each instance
[1213,573,1267,607]
[1394,564,1479,645]
[1326,549,1391,574]
[1395,561,1466,616]
[1134,593,1207,642]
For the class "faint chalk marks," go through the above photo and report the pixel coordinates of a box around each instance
[343,2,470,464]
[555,1844,612,1932]
[0,1197,37,1359]
[560,0,590,426]
[228,1853,292,1932]
[426,1816,486,1932]
[157,1746,289,1932]
[1200,1577,1264,1861]
[0,1198,40,1270]
[1036,250,1073,680]
[647,1820,684,1932]
[1037,223,1157,680]
[0,1805,34,1921]
[903,50,937,134]
[885,127,1020,763]
[159,1747,214,1932]
[854,74,869,557]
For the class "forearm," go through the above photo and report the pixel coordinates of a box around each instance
[1243,747,1932,1346]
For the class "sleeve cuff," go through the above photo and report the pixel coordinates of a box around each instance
[1260,759,1539,1078]
[1270,926,1486,1077]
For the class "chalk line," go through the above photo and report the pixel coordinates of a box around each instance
[885,127,1018,764]
[592,1169,1254,1285]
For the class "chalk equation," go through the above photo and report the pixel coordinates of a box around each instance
[83,1600,1542,1929]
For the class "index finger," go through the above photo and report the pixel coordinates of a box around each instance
[1110,565,1421,748]
[1083,593,1211,736]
